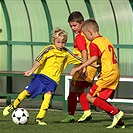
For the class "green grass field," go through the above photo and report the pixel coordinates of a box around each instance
[0,108,133,133]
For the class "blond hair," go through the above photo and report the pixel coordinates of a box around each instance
[52,28,67,43]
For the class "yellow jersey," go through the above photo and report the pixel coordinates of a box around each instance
[34,44,82,84]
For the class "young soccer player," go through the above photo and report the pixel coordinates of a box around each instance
[3,28,83,126]
[61,11,97,123]
[70,18,125,128]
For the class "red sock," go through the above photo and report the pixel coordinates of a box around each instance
[68,92,77,115]
[78,92,90,110]
[93,97,118,115]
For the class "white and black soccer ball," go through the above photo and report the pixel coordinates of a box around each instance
[12,108,29,125]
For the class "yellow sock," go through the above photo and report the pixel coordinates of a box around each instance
[36,93,52,119]
[13,90,30,108]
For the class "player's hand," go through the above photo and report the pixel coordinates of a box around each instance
[80,67,87,78]
[82,67,86,73]
[94,64,100,68]
[96,64,101,78]
[23,70,32,76]
[70,66,81,76]
[96,72,101,79]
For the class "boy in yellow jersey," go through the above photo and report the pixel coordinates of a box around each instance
[70,18,125,128]
[3,28,83,126]
[61,11,97,123]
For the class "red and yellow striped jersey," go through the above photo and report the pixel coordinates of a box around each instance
[73,31,97,83]
[90,36,120,90]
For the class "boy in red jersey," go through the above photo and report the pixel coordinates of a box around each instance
[70,18,125,128]
[3,28,84,125]
[61,11,97,123]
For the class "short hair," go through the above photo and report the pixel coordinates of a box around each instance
[68,11,84,23]
[52,28,67,42]
[82,18,99,32]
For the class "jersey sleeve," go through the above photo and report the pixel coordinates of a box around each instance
[35,45,54,64]
[74,34,86,51]
[67,53,82,65]
[63,47,82,65]
[90,43,102,57]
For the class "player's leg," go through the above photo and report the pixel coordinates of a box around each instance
[88,95,124,128]
[87,84,124,128]
[35,75,57,125]
[14,90,30,108]
[77,88,92,123]
[106,112,125,128]
[60,82,78,123]
[115,119,125,128]
[105,98,125,128]
[36,92,52,125]
[106,92,125,128]
[3,90,30,116]
[3,75,41,116]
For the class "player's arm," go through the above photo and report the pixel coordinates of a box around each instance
[70,56,98,76]
[90,63,100,68]
[81,49,88,62]
[81,49,88,77]
[23,46,52,77]
[81,49,97,67]
[63,47,82,65]
[76,35,88,75]
[24,61,41,76]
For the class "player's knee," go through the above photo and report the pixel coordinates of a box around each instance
[86,94,93,103]
[24,90,31,98]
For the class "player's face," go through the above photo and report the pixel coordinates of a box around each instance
[53,36,66,51]
[69,21,82,34]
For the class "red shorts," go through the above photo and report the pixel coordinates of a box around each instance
[71,80,92,89]
[88,84,115,100]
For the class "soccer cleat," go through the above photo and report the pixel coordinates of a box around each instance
[3,104,15,116]
[60,115,75,123]
[114,122,125,129]
[77,110,92,123]
[107,111,124,128]
[36,118,47,126]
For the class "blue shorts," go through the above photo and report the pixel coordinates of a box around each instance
[25,74,58,98]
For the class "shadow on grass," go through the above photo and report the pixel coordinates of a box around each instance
[52,114,133,128]
[0,119,9,122]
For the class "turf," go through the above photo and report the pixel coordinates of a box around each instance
[0,108,133,133]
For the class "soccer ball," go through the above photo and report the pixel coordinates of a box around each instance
[12,108,29,125]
